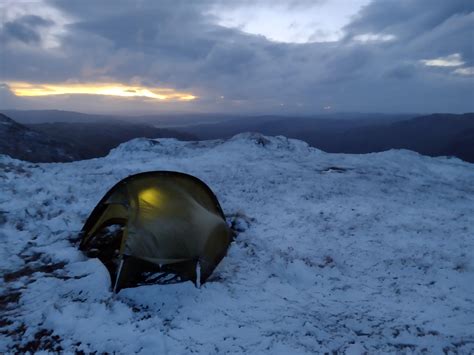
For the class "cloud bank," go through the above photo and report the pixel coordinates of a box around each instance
[0,0,473,114]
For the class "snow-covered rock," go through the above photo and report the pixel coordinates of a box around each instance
[1,134,473,353]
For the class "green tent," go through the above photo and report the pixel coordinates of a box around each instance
[79,171,232,292]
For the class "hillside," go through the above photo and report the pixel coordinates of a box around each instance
[0,113,79,162]
[335,113,474,162]
[1,110,241,126]
[1,134,473,353]
[0,112,198,161]
[28,122,197,159]
[5,110,473,163]
[173,113,474,163]
[1,110,117,124]
[170,113,410,141]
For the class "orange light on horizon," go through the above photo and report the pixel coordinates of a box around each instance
[6,81,197,101]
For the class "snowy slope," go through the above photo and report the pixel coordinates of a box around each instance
[1,133,473,354]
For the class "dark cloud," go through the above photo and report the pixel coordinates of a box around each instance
[3,22,41,43]
[344,0,474,63]
[345,0,473,39]
[1,0,473,113]
[20,15,55,28]
[1,15,53,44]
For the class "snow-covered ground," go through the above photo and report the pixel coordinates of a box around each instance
[1,133,473,354]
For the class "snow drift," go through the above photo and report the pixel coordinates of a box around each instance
[1,133,473,353]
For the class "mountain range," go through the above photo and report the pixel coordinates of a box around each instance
[1,110,473,163]
[0,112,196,162]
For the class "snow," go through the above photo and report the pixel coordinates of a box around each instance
[1,133,473,353]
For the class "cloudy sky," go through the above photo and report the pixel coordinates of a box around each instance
[1,0,473,114]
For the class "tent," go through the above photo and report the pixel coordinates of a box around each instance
[79,171,232,292]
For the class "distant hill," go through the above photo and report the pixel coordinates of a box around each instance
[173,113,474,163]
[0,113,198,162]
[27,122,197,159]
[170,113,412,140]
[0,113,79,162]
[1,109,118,124]
[446,128,474,163]
[331,113,474,162]
[2,110,472,163]
[1,109,241,126]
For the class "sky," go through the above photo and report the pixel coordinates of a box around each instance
[0,0,473,115]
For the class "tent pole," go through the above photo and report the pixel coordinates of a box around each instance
[113,258,125,293]
[195,259,201,289]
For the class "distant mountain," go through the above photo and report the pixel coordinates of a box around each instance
[2,109,413,128]
[0,112,198,162]
[332,113,474,162]
[0,113,79,162]
[28,122,197,159]
[3,110,472,163]
[446,128,474,163]
[2,110,118,124]
[173,113,474,163]
[1,109,242,126]
[172,114,413,140]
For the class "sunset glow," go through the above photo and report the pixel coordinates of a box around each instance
[7,82,197,101]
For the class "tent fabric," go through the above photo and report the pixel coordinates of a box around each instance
[79,171,232,291]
